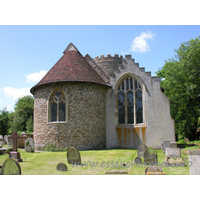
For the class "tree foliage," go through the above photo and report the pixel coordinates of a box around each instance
[13,95,34,132]
[0,108,10,137]
[156,36,200,140]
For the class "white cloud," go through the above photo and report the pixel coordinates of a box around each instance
[3,87,32,100]
[26,70,47,83]
[130,31,156,52]
[0,100,2,103]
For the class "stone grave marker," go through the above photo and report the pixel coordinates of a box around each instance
[0,141,3,148]
[144,147,157,165]
[0,138,6,146]
[57,163,68,171]
[7,136,13,146]
[162,141,170,153]
[25,137,35,152]
[67,147,81,164]
[166,147,181,158]
[137,143,148,158]
[9,131,23,162]
[184,138,189,143]
[170,142,177,148]
[4,135,8,142]
[145,166,163,175]
[1,158,21,175]
[0,135,2,138]
[134,156,142,164]
[189,150,200,175]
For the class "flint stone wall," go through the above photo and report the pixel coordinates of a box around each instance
[33,82,107,150]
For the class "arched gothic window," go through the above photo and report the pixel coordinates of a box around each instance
[49,90,66,122]
[117,77,143,125]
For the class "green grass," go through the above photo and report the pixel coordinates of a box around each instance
[0,148,190,175]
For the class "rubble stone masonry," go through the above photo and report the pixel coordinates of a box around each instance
[33,82,107,150]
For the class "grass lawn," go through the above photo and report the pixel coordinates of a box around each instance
[0,147,191,175]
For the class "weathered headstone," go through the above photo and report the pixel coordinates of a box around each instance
[134,156,142,164]
[144,147,157,165]
[189,150,200,175]
[7,136,13,146]
[1,158,21,175]
[166,147,181,158]
[0,141,3,148]
[162,141,170,153]
[145,166,162,175]
[25,138,35,152]
[170,142,177,148]
[57,163,68,171]
[67,147,81,164]
[9,131,23,162]
[0,138,6,146]
[4,135,8,142]
[184,138,189,143]
[137,143,148,158]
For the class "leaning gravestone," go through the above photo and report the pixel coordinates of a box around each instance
[162,141,170,153]
[25,138,35,152]
[1,158,21,175]
[137,143,148,158]
[188,150,200,175]
[144,147,157,165]
[166,147,181,158]
[57,163,68,171]
[67,147,81,164]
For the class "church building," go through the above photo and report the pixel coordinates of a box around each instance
[30,43,175,150]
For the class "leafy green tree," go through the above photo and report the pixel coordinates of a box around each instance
[13,95,34,132]
[0,108,10,137]
[156,36,200,140]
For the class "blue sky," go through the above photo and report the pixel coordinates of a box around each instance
[0,25,200,112]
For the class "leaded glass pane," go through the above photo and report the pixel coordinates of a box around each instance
[130,78,133,90]
[126,78,129,91]
[59,102,66,121]
[51,102,57,122]
[118,91,125,124]
[122,81,124,91]
[127,91,134,124]
[56,91,61,97]
[135,80,138,90]
[136,90,143,123]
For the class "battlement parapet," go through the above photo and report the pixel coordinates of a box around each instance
[94,54,123,62]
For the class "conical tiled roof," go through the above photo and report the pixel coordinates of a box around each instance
[31,43,109,94]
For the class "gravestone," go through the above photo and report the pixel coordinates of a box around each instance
[189,150,200,175]
[7,136,13,146]
[0,135,2,138]
[162,141,170,153]
[1,158,21,175]
[57,163,68,171]
[137,143,148,158]
[25,138,35,152]
[170,142,177,148]
[166,147,181,158]
[0,138,6,146]
[134,156,142,164]
[0,141,3,148]
[144,147,157,165]
[9,131,23,162]
[67,147,81,164]
[145,166,163,175]
[4,135,8,142]
[184,138,189,143]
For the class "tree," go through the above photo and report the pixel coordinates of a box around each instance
[0,107,10,137]
[13,95,34,132]
[156,36,200,140]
